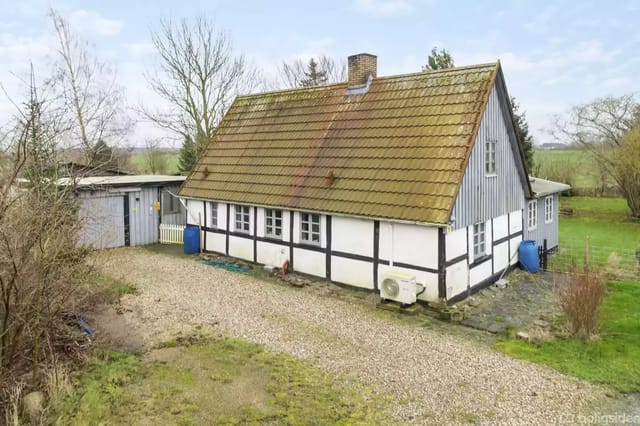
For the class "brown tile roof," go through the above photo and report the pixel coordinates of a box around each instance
[180,62,500,224]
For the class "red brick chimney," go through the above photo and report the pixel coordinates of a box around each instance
[347,53,377,87]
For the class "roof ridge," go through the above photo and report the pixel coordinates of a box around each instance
[236,62,499,99]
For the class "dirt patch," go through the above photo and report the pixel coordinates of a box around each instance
[86,304,147,353]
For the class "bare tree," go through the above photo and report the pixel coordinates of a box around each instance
[142,139,169,174]
[278,55,346,89]
[553,95,640,218]
[0,68,90,390]
[49,9,130,166]
[143,17,258,172]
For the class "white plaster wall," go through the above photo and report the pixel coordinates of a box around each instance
[510,235,522,265]
[228,235,253,261]
[470,259,492,287]
[445,227,467,261]
[379,222,438,269]
[217,202,228,230]
[256,240,288,267]
[205,231,226,254]
[493,214,509,240]
[293,248,325,278]
[292,212,326,248]
[331,257,373,289]
[332,216,373,256]
[378,264,439,302]
[186,199,205,226]
[509,209,523,234]
[493,241,509,273]
[446,260,469,300]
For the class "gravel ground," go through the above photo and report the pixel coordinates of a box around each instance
[95,248,610,425]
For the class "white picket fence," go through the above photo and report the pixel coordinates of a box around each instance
[160,224,185,244]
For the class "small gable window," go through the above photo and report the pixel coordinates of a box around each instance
[473,222,486,258]
[545,196,553,223]
[300,213,321,245]
[528,200,537,230]
[234,205,250,233]
[265,209,283,239]
[485,139,496,175]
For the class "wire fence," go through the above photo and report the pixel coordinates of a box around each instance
[543,239,640,280]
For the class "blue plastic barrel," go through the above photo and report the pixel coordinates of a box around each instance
[183,227,200,254]
[519,240,539,273]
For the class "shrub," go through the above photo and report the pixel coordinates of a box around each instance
[555,265,606,340]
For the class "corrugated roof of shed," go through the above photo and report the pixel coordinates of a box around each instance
[180,62,501,224]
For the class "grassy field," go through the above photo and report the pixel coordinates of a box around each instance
[52,336,397,425]
[533,149,616,195]
[495,196,640,393]
[128,153,180,175]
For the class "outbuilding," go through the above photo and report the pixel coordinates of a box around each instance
[61,175,186,249]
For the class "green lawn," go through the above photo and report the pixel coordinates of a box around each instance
[496,196,640,393]
[128,153,180,175]
[533,149,615,195]
[52,336,397,425]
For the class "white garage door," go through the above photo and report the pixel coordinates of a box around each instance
[78,194,125,249]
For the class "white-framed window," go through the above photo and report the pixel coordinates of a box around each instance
[300,212,321,245]
[473,222,486,258]
[210,202,218,228]
[265,209,283,239]
[234,205,250,233]
[544,196,553,223]
[528,200,537,230]
[485,139,496,175]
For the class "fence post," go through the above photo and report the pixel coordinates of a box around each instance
[543,239,548,271]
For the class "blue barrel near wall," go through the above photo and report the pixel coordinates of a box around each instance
[183,226,200,254]
[519,240,539,273]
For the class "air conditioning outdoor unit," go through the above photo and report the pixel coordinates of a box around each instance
[380,272,417,305]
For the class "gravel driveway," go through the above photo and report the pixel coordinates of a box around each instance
[95,248,608,425]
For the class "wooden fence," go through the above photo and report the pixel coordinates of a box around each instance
[160,224,185,244]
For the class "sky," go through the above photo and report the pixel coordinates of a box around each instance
[0,0,639,147]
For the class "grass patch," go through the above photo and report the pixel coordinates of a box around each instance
[494,281,640,393]
[52,336,397,424]
[128,153,180,175]
[496,197,639,392]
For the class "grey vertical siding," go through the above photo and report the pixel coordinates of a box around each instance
[128,187,160,246]
[450,82,527,230]
[160,184,186,225]
[77,192,125,249]
[524,193,559,249]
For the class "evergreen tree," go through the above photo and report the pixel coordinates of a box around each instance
[422,47,454,71]
[510,97,535,171]
[300,58,328,87]
[178,134,198,173]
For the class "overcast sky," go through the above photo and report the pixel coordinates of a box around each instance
[1,0,638,146]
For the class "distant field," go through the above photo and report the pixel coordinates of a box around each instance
[128,153,180,175]
[533,149,615,195]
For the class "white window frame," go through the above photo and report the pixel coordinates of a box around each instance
[485,139,496,175]
[265,209,283,239]
[528,200,537,230]
[300,212,321,245]
[210,202,218,228]
[473,223,486,258]
[234,205,250,233]
[544,196,553,224]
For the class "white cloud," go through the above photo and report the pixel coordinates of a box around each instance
[126,42,155,57]
[355,0,413,16]
[68,10,123,37]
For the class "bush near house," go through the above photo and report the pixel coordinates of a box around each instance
[495,196,640,393]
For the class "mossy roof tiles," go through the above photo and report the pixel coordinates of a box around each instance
[180,62,499,224]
